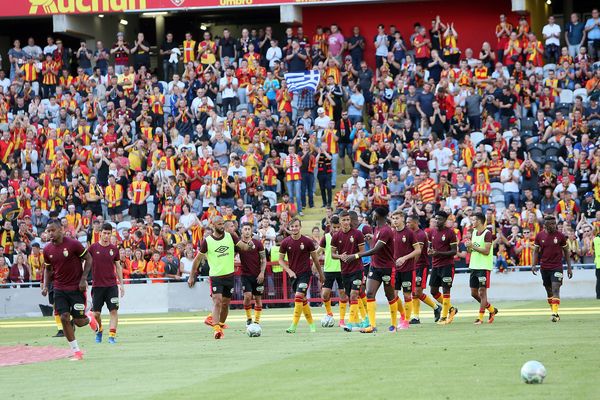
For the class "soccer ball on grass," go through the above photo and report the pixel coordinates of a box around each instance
[520,360,546,384]
[246,323,262,337]
[320,315,335,328]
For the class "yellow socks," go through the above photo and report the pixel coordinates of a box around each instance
[405,298,413,321]
[292,297,303,325]
[412,295,421,318]
[486,303,495,313]
[339,301,347,321]
[478,307,485,321]
[367,299,377,327]
[421,293,438,309]
[324,300,333,316]
[254,306,262,324]
[551,298,560,314]
[303,302,314,324]
[349,301,359,323]
[54,314,62,330]
[547,297,553,311]
[442,294,451,319]
[358,297,367,319]
[109,328,116,338]
[388,297,398,327]
[244,306,252,320]
[434,292,443,304]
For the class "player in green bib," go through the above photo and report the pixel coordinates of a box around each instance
[593,234,600,300]
[465,213,498,325]
[319,216,348,326]
[188,216,255,339]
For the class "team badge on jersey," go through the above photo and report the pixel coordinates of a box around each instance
[350,236,354,243]
[300,242,305,250]
[441,235,446,242]
[553,237,558,244]
[63,248,69,257]
[110,249,114,256]
[402,235,406,242]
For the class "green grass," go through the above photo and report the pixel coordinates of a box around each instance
[1,299,599,400]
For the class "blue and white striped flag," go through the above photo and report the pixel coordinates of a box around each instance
[284,70,321,93]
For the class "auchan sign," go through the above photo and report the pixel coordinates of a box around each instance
[6,0,335,18]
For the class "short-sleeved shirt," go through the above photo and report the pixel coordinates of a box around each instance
[43,237,87,291]
[393,227,418,272]
[89,242,120,287]
[417,91,435,117]
[238,239,264,277]
[414,229,429,268]
[534,230,567,271]
[332,228,365,275]
[371,225,395,269]
[280,235,316,275]
[429,227,458,268]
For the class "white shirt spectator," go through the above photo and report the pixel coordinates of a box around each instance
[228,165,247,190]
[168,80,185,94]
[375,34,389,57]
[500,168,520,193]
[552,182,577,198]
[314,115,331,137]
[521,208,543,222]
[542,23,561,46]
[346,175,366,189]
[180,212,200,230]
[347,190,365,209]
[266,46,282,69]
[191,96,215,115]
[219,76,238,99]
[199,183,218,208]
[446,195,462,212]
[431,146,453,171]
[43,44,57,56]
[23,45,43,60]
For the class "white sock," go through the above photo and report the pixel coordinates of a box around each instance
[68,340,80,352]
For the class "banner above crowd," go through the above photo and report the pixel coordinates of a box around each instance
[6,0,348,18]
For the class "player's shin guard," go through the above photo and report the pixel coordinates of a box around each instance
[324,300,333,316]
[421,293,438,309]
[292,297,303,325]
[109,328,116,338]
[302,302,314,324]
[339,300,347,321]
[359,293,368,313]
[412,295,421,317]
[547,297,553,310]
[350,300,359,323]
[388,297,399,327]
[433,292,443,304]
[441,294,451,319]
[478,307,485,321]
[485,303,495,313]
[367,298,377,327]
[254,306,262,324]
[244,305,252,320]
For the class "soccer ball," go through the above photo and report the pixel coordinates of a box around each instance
[520,360,547,384]
[320,315,335,328]
[246,323,262,337]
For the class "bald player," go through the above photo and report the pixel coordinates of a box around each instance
[188,216,255,339]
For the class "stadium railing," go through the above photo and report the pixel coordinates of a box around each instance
[1,264,595,304]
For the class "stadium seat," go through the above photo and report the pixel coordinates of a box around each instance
[546,147,559,158]
[154,220,163,227]
[573,88,588,103]
[502,130,513,141]
[471,131,484,146]
[263,191,277,207]
[521,118,535,130]
[491,182,503,191]
[559,89,574,104]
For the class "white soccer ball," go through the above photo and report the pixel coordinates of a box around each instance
[521,360,547,384]
[320,315,335,328]
[246,323,262,337]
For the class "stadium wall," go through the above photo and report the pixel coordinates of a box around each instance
[0,270,596,318]
[302,0,522,65]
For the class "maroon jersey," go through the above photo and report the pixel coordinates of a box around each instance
[371,224,395,269]
[89,242,120,287]
[429,227,457,268]
[393,227,418,272]
[332,228,365,274]
[280,235,316,275]
[414,229,429,268]
[43,237,87,291]
[534,230,567,271]
[238,239,264,276]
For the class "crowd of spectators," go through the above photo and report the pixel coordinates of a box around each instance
[1,9,600,287]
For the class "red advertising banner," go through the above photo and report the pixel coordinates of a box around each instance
[5,0,344,18]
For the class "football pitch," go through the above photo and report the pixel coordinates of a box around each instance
[1,299,598,400]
